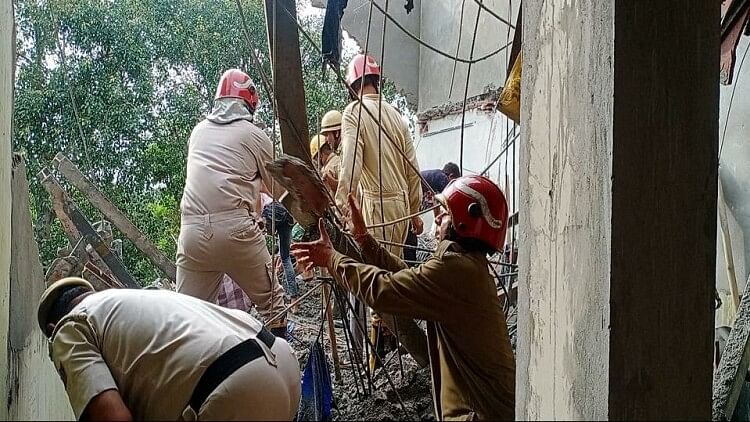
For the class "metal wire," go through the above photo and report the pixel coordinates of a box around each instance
[448,0,468,98]
[473,0,516,28]
[459,0,484,173]
[367,0,512,64]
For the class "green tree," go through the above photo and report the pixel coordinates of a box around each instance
[14,0,409,283]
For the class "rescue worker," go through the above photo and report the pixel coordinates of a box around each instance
[38,277,300,421]
[421,162,462,235]
[334,54,424,365]
[310,134,335,173]
[292,175,515,420]
[177,69,287,336]
[319,110,343,191]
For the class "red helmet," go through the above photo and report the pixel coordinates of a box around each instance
[435,175,509,251]
[345,54,381,87]
[215,69,259,112]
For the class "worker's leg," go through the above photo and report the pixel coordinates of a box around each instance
[276,218,298,299]
[176,217,224,301]
[176,267,224,302]
[198,339,301,421]
[220,217,286,330]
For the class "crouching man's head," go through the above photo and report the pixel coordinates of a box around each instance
[38,277,95,338]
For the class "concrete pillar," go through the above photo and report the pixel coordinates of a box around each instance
[518,1,718,419]
[0,1,15,417]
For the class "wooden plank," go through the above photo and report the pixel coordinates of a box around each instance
[38,167,81,246]
[52,153,177,280]
[713,280,750,420]
[264,0,312,166]
[38,168,139,289]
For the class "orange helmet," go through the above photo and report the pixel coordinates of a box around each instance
[345,54,381,87]
[435,176,509,251]
[215,69,259,112]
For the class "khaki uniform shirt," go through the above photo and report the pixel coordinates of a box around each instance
[334,93,421,216]
[323,153,341,182]
[181,119,277,216]
[50,290,275,420]
[335,94,421,256]
[328,236,515,420]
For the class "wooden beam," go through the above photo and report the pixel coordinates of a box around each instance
[38,168,139,289]
[264,0,312,166]
[52,153,177,280]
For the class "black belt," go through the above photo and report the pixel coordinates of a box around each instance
[189,327,276,412]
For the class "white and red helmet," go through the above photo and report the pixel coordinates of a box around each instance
[215,69,259,112]
[345,54,381,88]
[435,175,509,251]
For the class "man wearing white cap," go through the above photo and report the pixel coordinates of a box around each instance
[38,278,300,421]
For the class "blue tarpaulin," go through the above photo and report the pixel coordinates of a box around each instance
[297,340,333,421]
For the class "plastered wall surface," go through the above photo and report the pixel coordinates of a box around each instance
[341,0,421,106]
[418,0,518,111]
[518,0,613,419]
[0,1,15,416]
[341,0,518,113]
[719,35,750,295]
[414,110,519,229]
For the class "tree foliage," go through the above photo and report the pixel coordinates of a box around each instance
[14,0,407,283]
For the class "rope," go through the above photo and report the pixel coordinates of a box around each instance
[368,0,512,64]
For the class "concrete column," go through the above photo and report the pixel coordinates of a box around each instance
[0,1,15,418]
[518,1,718,419]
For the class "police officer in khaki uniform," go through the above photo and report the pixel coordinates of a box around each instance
[292,176,515,420]
[38,278,300,421]
[177,69,287,336]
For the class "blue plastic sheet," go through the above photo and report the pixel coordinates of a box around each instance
[297,340,333,421]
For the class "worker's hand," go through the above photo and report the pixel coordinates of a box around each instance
[345,193,368,242]
[291,219,335,272]
[411,216,424,235]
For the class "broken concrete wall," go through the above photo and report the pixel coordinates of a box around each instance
[414,109,519,229]
[341,0,518,113]
[417,0,518,112]
[8,157,73,420]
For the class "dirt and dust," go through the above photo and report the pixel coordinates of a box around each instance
[286,280,435,421]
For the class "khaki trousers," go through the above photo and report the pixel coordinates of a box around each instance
[176,209,286,328]
[183,338,301,421]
